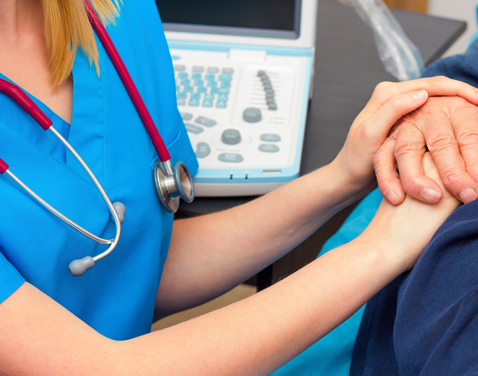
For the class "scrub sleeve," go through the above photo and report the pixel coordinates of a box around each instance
[0,0,198,341]
[274,38,478,376]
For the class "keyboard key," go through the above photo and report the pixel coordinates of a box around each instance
[192,73,202,79]
[180,112,194,121]
[171,55,181,61]
[207,80,218,87]
[183,86,194,92]
[207,67,219,74]
[221,81,231,88]
[185,123,204,134]
[218,153,244,163]
[192,66,205,73]
[219,75,232,81]
[194,80,205,86]
[259,144,280,153]
[218,94,228,101]
[216,101,227,108]
[177,92,188,98]
[178,72,189,79]
[210,88,220,94]
[197,86,208,93]
[190,93,201,100]
[218,88,230,94]
[202,100,213,107]
[177,98,186,106]
[260,134,281,142]
[222,68,234,74]
[180,79,191,85]
[196,116,217,127]
[204,94,215,100]
[174,64,186,71]
[205,74,216,80]
[189,99,199,106]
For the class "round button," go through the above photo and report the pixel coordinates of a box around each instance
[196,142,211,158]
[243,107,262,123]
[222,129,242,145]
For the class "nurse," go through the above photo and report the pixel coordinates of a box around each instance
[0,0,474,374]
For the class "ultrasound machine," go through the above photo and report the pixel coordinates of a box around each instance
[156,0,318,196]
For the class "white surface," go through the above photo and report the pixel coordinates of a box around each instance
[428,0,477,56]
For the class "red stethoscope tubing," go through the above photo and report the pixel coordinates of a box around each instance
[84,0,171,162]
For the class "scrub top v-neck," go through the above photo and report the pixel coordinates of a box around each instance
[0,0,198,340]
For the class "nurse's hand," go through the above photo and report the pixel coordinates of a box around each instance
[330,77,478,202]
[360,152,460,271]
[374,96,478,205]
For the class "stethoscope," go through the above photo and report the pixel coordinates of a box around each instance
[0,0,195,276]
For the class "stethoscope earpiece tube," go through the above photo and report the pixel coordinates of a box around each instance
[69,257,95,276]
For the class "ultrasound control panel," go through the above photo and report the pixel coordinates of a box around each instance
[172,49,312,197]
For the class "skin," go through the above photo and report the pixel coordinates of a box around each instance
[375,96,478,206]
[0,1,469,374]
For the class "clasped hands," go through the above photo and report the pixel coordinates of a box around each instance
[333,76,478,206]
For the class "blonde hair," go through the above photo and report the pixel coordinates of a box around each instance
[42,0,120,87]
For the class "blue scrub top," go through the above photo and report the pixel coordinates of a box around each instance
[0,0,198,340]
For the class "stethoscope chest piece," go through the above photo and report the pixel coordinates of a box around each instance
[154,160,195,213]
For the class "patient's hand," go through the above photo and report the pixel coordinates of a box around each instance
[362,153,460,271]
[374,96,478,205]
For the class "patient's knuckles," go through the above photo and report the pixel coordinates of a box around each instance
[456,130,478,150]
[394,139,425,160]
[426,132,457,154]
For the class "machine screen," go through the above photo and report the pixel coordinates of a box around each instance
[156,0,300,38]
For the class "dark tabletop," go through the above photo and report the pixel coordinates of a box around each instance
[176,0,467,286]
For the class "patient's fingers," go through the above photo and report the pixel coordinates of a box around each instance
[451,104,478,184]
[373,138,404,205]
[421,153,460,208]
[394,124,443,204]
[420,112,478,204]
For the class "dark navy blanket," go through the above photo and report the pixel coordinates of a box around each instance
[350,40,478,376]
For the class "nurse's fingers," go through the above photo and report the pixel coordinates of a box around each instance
[394,124,443,204]
[360,90,429,145]
[370,77,478,108]
[373,138,405,205]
